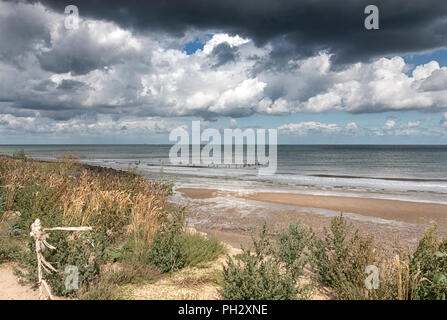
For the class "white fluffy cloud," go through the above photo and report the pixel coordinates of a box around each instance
[278,122,340,135]
[1,0,447,138]
[0,113,182,136]
[383,120,396,130]
[277,119,447,138]
[372,119,446,137]
[407,121,421,128]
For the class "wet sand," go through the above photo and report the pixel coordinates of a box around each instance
[176,187,447,248]
[243,192,447,225]
[178,188,447,225]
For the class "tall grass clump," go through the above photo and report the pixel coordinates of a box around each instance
[147,210,226,272]
[0,154,173,296]
[222,223,311,300]
[147,210,186,272]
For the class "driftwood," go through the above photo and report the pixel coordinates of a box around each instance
[29,218,92,300]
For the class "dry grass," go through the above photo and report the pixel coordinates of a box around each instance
[0,154,177,297]
[393,255,428,300]
[0,154,171,245]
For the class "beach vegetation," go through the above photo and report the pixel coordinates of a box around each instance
[309,215,447,300]
[409,226,447,300]
[0,238,21,263]
[0,154,224,298]
[147,210,226,272]
[310,215,379,299]
[221,223,312,300]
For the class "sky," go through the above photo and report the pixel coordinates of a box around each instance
[0,0,447,144]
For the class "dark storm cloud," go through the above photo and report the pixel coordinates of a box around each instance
[56,79,86,90]
[38,51,101,75]
[211,42,238,67]
[0,1,51,66]
[36,27,133,76]
[34,0,447,64]
[32,80,57,92]
[2,0,447,128]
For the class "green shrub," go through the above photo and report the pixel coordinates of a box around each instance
[277,224,309,279]
[16,227,109,297]
[147,211,186,272]
[180,233,226,268]
[221,224,311,300]
[409,226,447,300]
[12,183,55,232]
[147,209,225,272]
[310,215,378,299]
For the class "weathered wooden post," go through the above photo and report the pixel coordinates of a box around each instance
[30,218,92,300]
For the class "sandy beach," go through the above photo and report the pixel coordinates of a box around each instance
[178,188,447,224]
[176,187,447,248]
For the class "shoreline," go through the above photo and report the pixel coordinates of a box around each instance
[6,154,446,244]
[11,155,446,233]
[177,187,447,227]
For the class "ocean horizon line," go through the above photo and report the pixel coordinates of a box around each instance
[1,143,447,146]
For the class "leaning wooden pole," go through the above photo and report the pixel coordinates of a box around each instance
[30,218,92,300]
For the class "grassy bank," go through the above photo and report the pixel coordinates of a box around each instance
[0,154,225,299]
[0,153,446,300]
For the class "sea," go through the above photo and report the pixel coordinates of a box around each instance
[1,144,446,205]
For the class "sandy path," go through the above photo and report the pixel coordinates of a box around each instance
[0,263,39,300]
